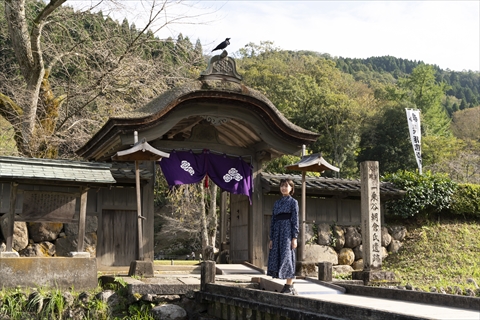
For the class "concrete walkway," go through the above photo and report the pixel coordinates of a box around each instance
[100,263,480,320]
[218,264,480,320]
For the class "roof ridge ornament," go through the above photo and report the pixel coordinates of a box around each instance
[200,50,243,83]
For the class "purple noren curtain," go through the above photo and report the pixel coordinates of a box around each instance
[159,150,252,204]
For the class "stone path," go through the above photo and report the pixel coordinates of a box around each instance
[100,263,480,319]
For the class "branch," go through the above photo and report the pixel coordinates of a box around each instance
[0,92,23,122]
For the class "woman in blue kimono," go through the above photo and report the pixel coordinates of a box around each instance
[267,178,299,295]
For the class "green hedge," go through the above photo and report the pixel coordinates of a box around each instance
[383,170,457,218]
[449,184,480,218]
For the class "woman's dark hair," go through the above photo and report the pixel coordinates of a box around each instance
[279,178,295,195]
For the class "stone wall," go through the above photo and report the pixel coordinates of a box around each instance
[304,223,407,274]
[0,216,98,257]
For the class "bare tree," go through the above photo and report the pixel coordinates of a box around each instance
[1,0,207,158]
[208,182,218,248]
[157,179,220,257]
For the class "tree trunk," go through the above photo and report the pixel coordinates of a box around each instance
[208,183,218,249]
[4,0,66,156]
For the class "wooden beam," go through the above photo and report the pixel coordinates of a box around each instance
[249,155,264,267]
[6,182,18,252]
[77,187,89,252]
[151,140,254,157]
[135,160,144,260]
[298,171,306,261]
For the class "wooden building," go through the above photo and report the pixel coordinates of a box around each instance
[0,53,404,269]
[0,157,153,268]
[76,52,319,268]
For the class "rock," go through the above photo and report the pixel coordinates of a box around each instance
[151,304,187,320]
[154,295,181,303]
[304,244,338,265]
[95,290,125,309]
[316,223,332,246]
[381,227,392,247]
[466,288,475,296]
[338,248,355,266]
[389,225,407,241]
[95,290,115,303]
[63,307,85,320]
[141,294,155,302]
[180,295,208,316]
[0,220,28,251]
[351,259,364,271]
[333,265,353,275]
[332,226,345,251]
[388,239,402,253]
[381,246,388,260]
[27,222,63,242]
[63,291,75,307]
[64,216,98,236]
[55,232,97,257]
[353,244,363,260]
[305,223,316,243]
[296,261,317,277]
[19,241,55,257]
[344,226,362,248]
[78,292,90,304]
[466,278,479,289]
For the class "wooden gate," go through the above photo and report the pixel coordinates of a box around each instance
[229,194,249,263]
[97,209,137,266]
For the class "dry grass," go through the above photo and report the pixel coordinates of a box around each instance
[383,219,480,294]
[153,260,200,266]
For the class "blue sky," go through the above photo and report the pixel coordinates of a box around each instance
[73,0,480,72]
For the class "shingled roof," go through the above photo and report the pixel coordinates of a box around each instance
[261,172,405,199]
[0,156,116,186]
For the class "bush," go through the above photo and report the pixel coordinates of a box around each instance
[383,170,457,219]
[449,184,480,218]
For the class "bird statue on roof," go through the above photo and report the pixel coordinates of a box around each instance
[212,38,230,52]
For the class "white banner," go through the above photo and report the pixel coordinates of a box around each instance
[405,109,422,174]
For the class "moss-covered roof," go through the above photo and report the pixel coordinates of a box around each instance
[0,156,116,185]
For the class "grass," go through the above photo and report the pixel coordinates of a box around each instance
[382,219,480,294]
[153,260,200,266]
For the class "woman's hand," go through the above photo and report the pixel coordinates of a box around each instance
[291,238,297,250]
[269,240,272,250]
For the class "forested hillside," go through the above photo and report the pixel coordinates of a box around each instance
[336,56,480,114]
[1,2,478,184]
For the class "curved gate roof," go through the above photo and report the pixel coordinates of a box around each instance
[77,57,319,161]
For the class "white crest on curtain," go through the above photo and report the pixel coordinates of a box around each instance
[180,160,195,176]
[223,168,243,182]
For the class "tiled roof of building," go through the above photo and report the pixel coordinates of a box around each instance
[261,172,405,199]
[0,156,116,185]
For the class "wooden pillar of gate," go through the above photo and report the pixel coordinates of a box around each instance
[5,182,18,252]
